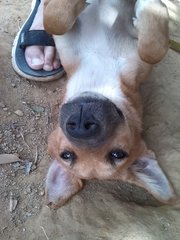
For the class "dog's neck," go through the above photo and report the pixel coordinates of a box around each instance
[65,54,126,106]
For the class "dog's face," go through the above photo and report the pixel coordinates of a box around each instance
[48,92,143,179]
[47,91,175,205]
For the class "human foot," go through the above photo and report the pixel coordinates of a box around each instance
[25,0,61,71]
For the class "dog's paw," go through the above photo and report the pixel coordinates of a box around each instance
[135,0,161,18]
[134,0,164,30]
[133,0,169,64]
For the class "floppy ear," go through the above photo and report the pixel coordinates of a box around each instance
[44,0,89,35]
[48,127,61,159]
[128,150,176,204]
[45,160,83,208]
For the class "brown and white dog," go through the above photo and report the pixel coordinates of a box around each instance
[43,0,176,208]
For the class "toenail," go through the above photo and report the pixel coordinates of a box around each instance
[44,64,53,71]
[54,62,61,69]
[31,58,44,66]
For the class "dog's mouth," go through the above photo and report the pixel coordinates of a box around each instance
[59,92,125,148]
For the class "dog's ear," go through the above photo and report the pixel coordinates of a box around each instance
[44,0,89,35]
[48,127,61,159]
[128,149,176,204]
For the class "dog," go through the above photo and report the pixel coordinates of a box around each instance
[43,0,176,208]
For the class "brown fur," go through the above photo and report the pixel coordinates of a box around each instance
[44,0,88,35]
[44,0,176,208]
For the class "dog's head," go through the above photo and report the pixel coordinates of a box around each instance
[48,91,175,204]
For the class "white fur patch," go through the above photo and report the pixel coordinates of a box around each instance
[66,55,126,105]
[135,0,159,18]
[99,4,119,27]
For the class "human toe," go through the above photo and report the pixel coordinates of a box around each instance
[53,52,61,69]
[25,46,44,70]
[43,46,55,71]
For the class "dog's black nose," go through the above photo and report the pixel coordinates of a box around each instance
[60,94,124,148]
[66,111,100,139]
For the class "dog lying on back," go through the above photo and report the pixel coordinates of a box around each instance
[44,0,176,208]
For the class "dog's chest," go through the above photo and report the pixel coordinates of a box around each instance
[55,0,137,104]
[55,0,136,59]
[78,0,135,56]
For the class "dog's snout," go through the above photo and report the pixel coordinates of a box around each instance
[60,95,124,148]
[66,110,100,139]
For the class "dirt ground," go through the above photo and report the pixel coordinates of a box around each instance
[0,0,180,239]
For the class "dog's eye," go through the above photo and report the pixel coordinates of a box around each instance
[60,151,76,164]
[107,149,128,165]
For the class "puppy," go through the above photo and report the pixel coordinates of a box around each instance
[44,0,176,208]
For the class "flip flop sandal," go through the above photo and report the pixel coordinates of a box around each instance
[11,0,64,82]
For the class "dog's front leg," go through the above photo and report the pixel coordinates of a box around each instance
[134,0,169,64]
[45,160,83,208]
[44,0,89,35]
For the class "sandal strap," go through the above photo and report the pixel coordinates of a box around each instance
[20,30,55,48]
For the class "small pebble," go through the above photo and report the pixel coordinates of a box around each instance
[0,102,5,108]
[26,212,32,217]
[14,110,23,117]
[12,162,21,168]
[3,192,8,198]
[31,105,44,113]
[26,187,32,193]
[30,128,36,133]
[47,90,52,95]
[11,83,16,88]
[32,165,37,171]
[9,193,18,212]
[39,190,45,196]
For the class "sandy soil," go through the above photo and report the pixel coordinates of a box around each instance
[0,0,180,239]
